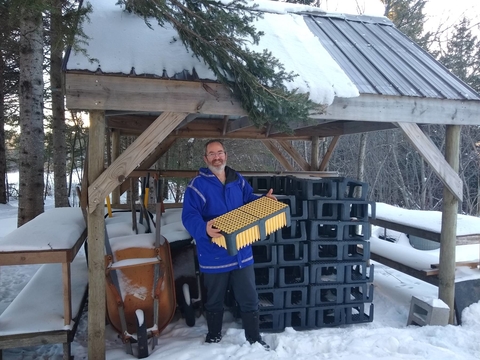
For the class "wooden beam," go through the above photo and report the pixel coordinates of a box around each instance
[397,122,463,201]
[88,112,188,213]
[106,115,318,140]
[261,140,295,171]
[311,136,320,171]
[65,73,246,116]
[87,110,106,358]
[119,136,178,195]
[106,115,155,133]
[319,135,340,171]
[439,124,461,324]
[269,119,332,135]
[226,116,255,133]
[276,140,311,171]
[111,129,121,204]
[221,116,229,135]
[127,169,339,179]
[62,262,72,326]
[175,113,199,130]
[294,121,396,137]
[173,121,307,139]
[311,94,480,125]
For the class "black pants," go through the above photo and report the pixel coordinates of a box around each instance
[203,265,258,313]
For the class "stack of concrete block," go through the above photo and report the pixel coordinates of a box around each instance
[245,175,375,331]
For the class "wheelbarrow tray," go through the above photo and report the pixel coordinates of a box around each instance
[105,233,176,336]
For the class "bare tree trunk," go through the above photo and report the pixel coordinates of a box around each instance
[477,175,480,216]
[18,6,44,226]
[419,158,426,209]
[51,0,69,207]
[356,133,367,198]
[391,133,411,208]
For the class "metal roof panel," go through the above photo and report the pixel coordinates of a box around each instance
[306,13,480,101]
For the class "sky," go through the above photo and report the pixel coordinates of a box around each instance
[320,0,480,19]
[1,197,480,359]
[321,0,480,37]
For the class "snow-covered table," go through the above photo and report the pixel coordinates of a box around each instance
[0,207,88,358]
[370,203,480,244]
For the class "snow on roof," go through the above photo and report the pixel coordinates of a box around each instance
[65,0,359,106]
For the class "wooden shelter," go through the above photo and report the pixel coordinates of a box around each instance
[63,1,480,358]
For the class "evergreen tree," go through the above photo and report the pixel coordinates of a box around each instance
[439,17,480,215]
[120,0,319,132]
[380,0,431,49]
[439,17,480,92]
[0,0,20,204]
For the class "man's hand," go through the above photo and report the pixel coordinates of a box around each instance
[206,219,222,238]
[266,188,277,201]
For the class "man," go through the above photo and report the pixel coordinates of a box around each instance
[181,139,275,349]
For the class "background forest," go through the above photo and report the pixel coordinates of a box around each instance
[1,0,480,225]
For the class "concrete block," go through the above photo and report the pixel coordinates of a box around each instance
[407,296,450,326]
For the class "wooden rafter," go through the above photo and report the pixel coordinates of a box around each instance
[294,121,396,137]
[262,140,294,171]
[88,112,188,213]
[397,122,462,201]
[319,135,340,171]
[226,116,255,133]
[276,140,310,171]
[268,119,332,135]
[221,116,229,135]
[107,115,397,139]
[175,113,199,130]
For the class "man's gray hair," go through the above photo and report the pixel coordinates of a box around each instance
[204,139,226,155]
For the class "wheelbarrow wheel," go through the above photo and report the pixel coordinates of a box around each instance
[182,283,196,327]
[135,309,149,359]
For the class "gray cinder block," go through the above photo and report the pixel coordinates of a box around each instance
[407,296,450,326]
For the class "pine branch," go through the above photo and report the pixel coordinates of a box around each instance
[120,0,320,132]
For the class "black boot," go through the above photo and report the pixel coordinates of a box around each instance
[241,311,270,350]
[205,310,223,343]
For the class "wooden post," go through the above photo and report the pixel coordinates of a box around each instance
[111,129,121,205]
[311,136,319,171]
[438,124,461,324]
[87,110,106,359]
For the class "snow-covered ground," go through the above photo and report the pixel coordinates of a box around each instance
[0,199,480,359]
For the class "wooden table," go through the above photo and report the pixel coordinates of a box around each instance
[0,208,87,326]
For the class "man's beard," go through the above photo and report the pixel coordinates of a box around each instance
[208,162,226,174]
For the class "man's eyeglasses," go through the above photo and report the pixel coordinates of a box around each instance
[205,151,226,158]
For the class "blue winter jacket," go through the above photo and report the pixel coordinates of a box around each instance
[181,166,259,273]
